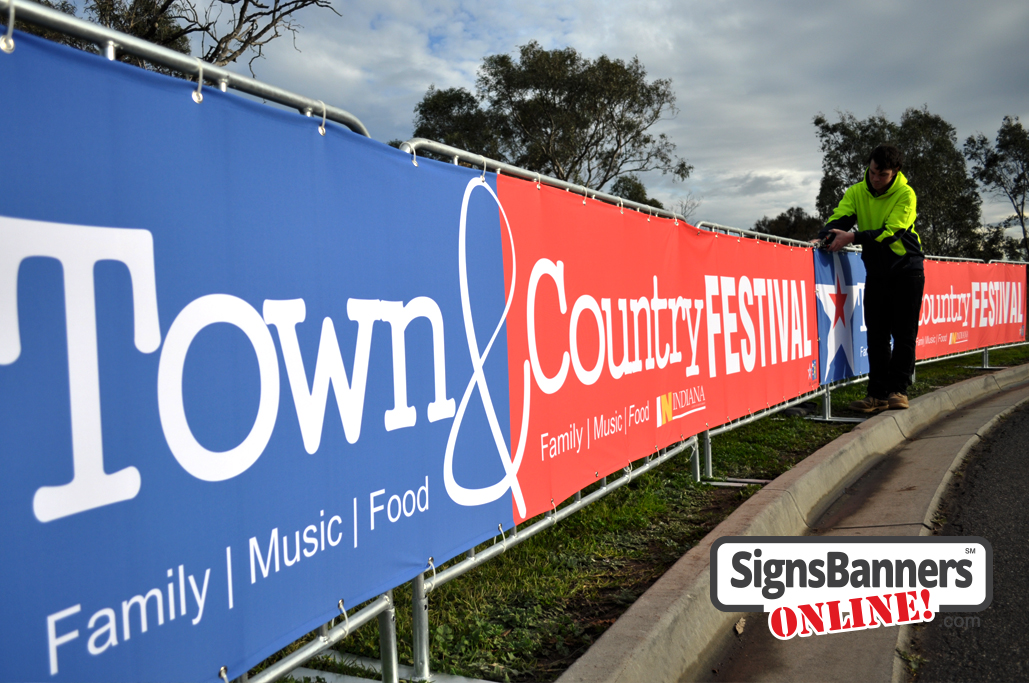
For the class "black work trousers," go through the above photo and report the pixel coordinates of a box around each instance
[864,271,925,398]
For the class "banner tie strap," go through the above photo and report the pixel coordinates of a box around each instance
[1,0,15,54]
[337,599,350,636]
[425,557,436,596]
[316,100,326,136]
[192,59,204,103]
[493,523,508,553]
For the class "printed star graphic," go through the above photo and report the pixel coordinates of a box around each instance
[815,253,860,381]
[830,276,848,329]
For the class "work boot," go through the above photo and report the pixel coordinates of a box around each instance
[848,395,889,413]
[888,392,909,410]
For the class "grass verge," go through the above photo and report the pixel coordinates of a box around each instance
[260,346,1029,683]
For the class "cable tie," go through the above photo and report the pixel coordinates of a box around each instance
[337,598,350,636]
[192,58,204,103]
[316,99,327,136]
[425,557,436,596]
[1,0,15,53]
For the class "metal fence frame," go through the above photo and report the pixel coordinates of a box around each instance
[0,0,370,137]
[4,12,1028,680]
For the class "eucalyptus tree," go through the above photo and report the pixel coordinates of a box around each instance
[412,41,692,196]
[965,116,1029,259]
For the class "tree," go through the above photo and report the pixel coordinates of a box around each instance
[974,220,1023,262]
[674,193,701,223]
[11,0,92,51]
[609,174,664,209]
[410,86,508,162]
[13,0,336,73]
[965,116,1029,260]
[753,207,822,241]
[814,107,983,258]
[412,41,692,193]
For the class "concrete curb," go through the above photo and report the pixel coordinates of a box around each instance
[558,363,1029,683]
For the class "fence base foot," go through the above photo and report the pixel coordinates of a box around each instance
[317,652,491,683]
[806,416,867,423]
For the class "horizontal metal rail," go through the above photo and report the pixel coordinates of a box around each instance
[708,387,830,437]
[912,340,1029,368]
[925,254,990,263]
[400,138,691,225]
[423,436,697,593]
[693,221,819,249]
[246,593,392,683]
[0,0,370,137]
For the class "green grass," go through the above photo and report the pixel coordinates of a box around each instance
[261,345,1029,683]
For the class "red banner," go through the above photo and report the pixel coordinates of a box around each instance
[917,260,1026,360]
[498,176,820,521]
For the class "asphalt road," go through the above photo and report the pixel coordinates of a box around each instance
[909,403,1029,682]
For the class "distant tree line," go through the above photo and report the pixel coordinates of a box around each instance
[755,109,1029,261]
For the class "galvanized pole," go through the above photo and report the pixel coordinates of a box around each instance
[412,573,430,681]
[703,430,713,479]
[378,591,399,683]
[691,439,701,482]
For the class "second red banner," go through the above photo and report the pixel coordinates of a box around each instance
[498,176,820,521]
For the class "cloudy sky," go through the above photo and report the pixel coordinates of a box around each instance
[245,0,1027,230]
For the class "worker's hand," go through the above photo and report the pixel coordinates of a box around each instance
[827,229,855,252]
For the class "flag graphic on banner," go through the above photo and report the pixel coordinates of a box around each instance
[814,251,869,382]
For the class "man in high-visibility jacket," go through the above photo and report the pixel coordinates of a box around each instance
[818,144,924,412]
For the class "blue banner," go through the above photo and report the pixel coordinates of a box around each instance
[814,250,869,382]
[1,32,515,682]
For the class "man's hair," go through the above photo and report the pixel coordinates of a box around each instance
[867,144,904,171]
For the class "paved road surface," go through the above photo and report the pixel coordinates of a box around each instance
[908,403,1029,682]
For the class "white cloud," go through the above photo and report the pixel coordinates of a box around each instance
[241,0,1028,231]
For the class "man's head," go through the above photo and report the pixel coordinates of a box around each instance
[866,144,903,193]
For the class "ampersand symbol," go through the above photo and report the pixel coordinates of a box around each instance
[443,177,530,517]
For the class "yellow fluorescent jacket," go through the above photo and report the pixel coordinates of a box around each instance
[824,169,923,274]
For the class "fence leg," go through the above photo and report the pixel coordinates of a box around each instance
[983,347,989,369]
[412,573,430,681]
[703,430,713,479]
[378,590,399,683]
[691,439,701,482]
[808,383,864,423]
